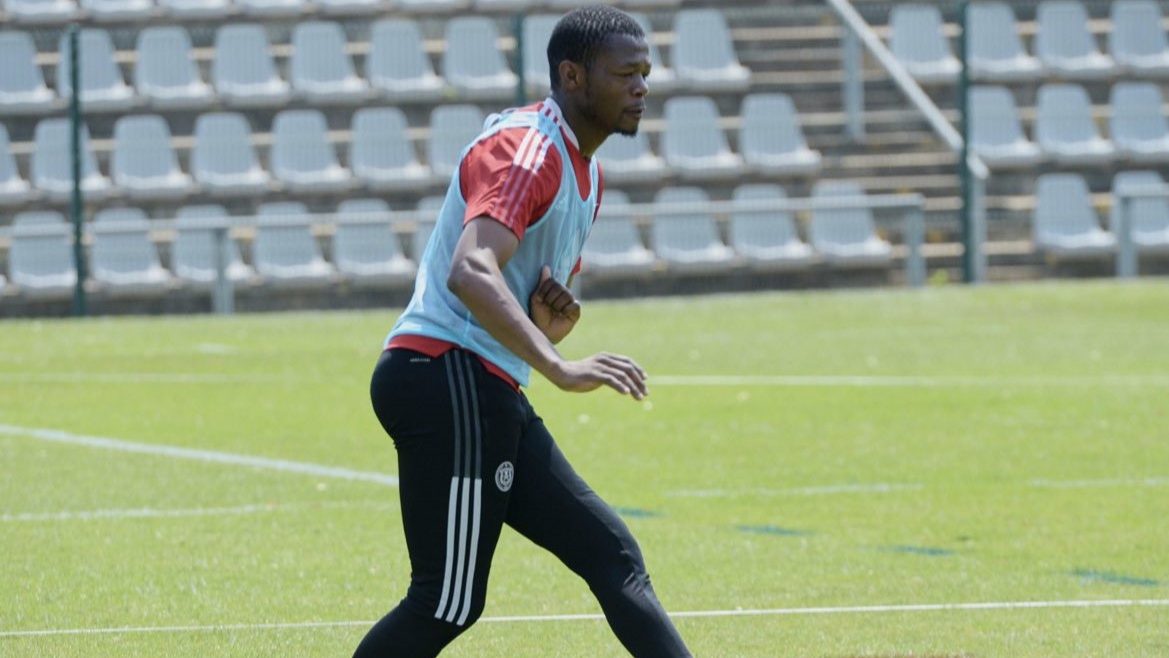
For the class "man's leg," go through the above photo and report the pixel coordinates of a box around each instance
[355,349,525,657]
[505,400,692,658]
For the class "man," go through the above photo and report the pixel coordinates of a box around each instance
[354,6,692,657]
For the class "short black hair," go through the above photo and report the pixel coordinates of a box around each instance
[546,5,645,91]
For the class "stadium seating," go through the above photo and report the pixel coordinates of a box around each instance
[4,0,79,23]
[55,28,136,111]
[443,17,519,100]
[595,131,667,184]
[0,125,34,205]
[79,0,152,21]
[650,186,736,271]
[157,0,230,18]
[581,189,656,275]
[474,0,535,10]
[1035,83,1116,165]
[270,110,354,193]
[889,4,961,83]
[90,207,174,291]
[967,1,1044,81]
[521,15,558,96]
[290,21,371,104]
[253,202,336,285]
[411,196,445,261]
[1035,0,1116,79]
[191,113,271,196]
[1033,173,1116,257]
[333,198,417,283]
[1111,171,1169,252]
[172,205,256,285]
[135,27,214,110]
[0,31,56,113]
[396,0,470,11]
[809,181,893,265]
[112,115,193,200]
[969,85,1043,168]
[32,119,111,201]
[1110,0,1169,75]
[730,183,815,268]
[213,24,292,107]
[739,93,822,176]
[367,19,445,102]
[1110,82,1169,162]
[350,107,432,192]
[662,96,746,180]
[671,9,750,92]
[8,211,77,295]
[317,0,383,14]
[237,0,307,17]
[427,104,485,181]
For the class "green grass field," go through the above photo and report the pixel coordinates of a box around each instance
[2,280,1168,657]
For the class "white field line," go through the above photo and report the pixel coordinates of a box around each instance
[3,599,1168,639]
[0,424,398,487]
[0,372,285,384]
[0,500,395,523]
[651,374,1169,388]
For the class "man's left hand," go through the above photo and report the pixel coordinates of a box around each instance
[529,266,580,345]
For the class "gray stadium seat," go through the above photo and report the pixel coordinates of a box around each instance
[1111,0,1169,75]
[969,85,1043,168]
[1111,171,1169,251]
[662,96,746,181]
[270,110,354,193]
[1035,83,1116,165]
[522,15,559,96]
[889,4,961,83]
[112,115,192,200]
[79,0,152,21]
[213,24,292,107]
[623,0,681,7]
[135,27,214,110]
[5,0,79,23]
[237,0,306,16]
[191,113,270,196]
[581,189,655,275]
[1110,83,1169,162]
[1033,173,1116,256]
[0,32,56,113]
[739,93,822,176]
[32,119,111,201]
[350,107,432,192]
[91,207,173,291]
[967,1,1044,81]
[809,181,893,265]
[158,0,231,17]
[1035,0,1116,79]
[651,187,736,271]
[672,9,750,92]
[254,202,336,284]
[317,0,383,14]
[474,0,534,9]
[173,205,256,285]
[334,198,416,283]
[395,0,470,11]
[443,17,518,100]
[0,125,34,205]
[411,196,444,260]
[56,28,136,111]
[427,104,485,181]
[290,21,370,103]
[8,211,76,295]
[596,130,667,184]
[731,184,815,268]
[367,19,444,102]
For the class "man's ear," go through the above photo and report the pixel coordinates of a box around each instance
[558,60,586,92]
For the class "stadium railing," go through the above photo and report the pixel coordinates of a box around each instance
[1114,183,1169,278]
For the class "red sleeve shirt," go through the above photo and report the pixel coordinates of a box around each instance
[460,125,563,240]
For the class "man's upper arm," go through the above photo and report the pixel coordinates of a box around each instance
[451,215,522,274]
[459,128,563,240]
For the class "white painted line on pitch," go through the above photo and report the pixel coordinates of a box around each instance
[651,374,1169,388]
[0,372,285,385]
[0,500,396,523]
[0,424,398,487]
[667,483,924,499]
[3,599,1167,638]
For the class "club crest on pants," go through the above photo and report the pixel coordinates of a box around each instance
[494,461,514,492]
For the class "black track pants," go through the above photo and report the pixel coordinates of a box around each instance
[353,348,691,658]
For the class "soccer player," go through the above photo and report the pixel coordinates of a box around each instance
[354,6,692,657]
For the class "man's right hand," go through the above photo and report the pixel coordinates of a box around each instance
[548,353,649,400]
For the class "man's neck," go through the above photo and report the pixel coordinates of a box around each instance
[550,92,605,158]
